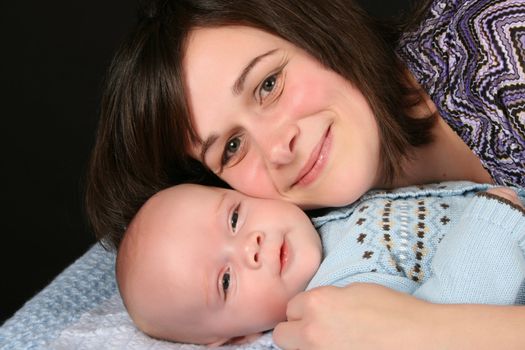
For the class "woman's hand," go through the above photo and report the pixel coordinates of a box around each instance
[273,283,525,350]
[273,283,437,350]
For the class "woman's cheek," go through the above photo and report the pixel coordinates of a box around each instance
[224,158,279,200]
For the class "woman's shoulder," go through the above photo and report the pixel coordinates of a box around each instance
[398,0,525,188]
[397,0,525,93]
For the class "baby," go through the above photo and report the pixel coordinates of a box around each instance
[116,181,525,346]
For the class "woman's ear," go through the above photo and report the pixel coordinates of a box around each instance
[207,333,263,348]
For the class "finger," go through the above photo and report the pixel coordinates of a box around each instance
[486,187,522,206]
[273,320,303,350]
[487,187,515,197]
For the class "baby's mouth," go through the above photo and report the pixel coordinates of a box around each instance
[280,239,289,275]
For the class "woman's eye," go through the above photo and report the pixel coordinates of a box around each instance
[221,269,231,297]
[258,71,281,102]
[222,136,242,166]
[260,75,276,96]
[231,207,239,232]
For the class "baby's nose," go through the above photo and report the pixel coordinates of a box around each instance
[243,231,264,268]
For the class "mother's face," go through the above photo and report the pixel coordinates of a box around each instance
[184,26,382,208]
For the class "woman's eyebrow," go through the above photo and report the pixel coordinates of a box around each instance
[200,134,219,164]
[200,49,280,164]
[232,48,279,95]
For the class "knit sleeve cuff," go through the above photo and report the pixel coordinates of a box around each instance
[475,191,525,215]
[466,192,525,240]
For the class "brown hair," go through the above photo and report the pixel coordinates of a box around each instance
[86,0,435,249]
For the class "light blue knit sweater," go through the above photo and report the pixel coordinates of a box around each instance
[307,181,525,304]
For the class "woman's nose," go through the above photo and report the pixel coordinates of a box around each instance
[241,231,264,268]
[266,124,299,167]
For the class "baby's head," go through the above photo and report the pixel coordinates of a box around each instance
[116,184,322,346]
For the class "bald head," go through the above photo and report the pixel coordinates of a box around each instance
[116,185,226,344]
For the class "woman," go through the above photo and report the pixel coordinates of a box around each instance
[86,0,525,348]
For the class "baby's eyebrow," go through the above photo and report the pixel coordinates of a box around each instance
[204,266,218,310]
[204,269,210,308]
[204,196,227,311]
[216,191,228,215]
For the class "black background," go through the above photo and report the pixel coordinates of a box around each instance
[1,0,410,324]
[1,1,136,323]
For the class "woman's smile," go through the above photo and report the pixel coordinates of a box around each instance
[292,124,333,188]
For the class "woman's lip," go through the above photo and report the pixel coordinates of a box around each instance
[292,125,332,188]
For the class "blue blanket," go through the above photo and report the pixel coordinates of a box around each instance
[0,244,277,350]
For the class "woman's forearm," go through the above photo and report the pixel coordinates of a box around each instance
[434,303,525,349]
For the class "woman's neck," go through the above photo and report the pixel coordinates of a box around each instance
[393,115,493,187]
[390,72,493,188]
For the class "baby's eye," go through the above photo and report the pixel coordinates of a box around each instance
[221,136,242,166]
[221,269,231,297]
[231,206,239,232]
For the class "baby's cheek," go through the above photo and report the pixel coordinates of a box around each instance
[259,287,289,325]
[266,302,288,325]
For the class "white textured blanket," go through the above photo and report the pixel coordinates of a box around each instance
[0,244,278,350]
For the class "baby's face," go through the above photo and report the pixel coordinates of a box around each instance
[121,184,322,345]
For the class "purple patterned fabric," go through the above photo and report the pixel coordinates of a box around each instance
[398,0,525,187]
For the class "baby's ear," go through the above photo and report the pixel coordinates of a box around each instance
[206,338,229,348]
[207,333,263,348]
[229,333,263,344]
